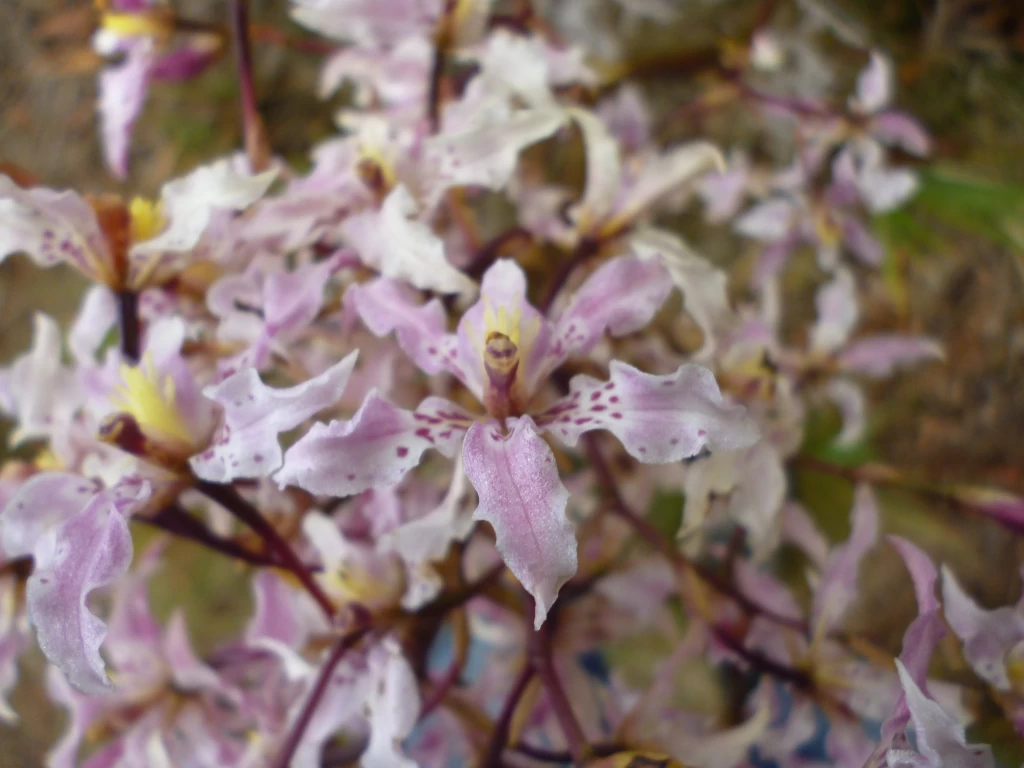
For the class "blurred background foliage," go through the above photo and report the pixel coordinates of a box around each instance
[0,0,1023,764]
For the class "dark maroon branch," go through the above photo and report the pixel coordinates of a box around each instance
[117,290,140,362]
[271,626,371,768]
[136,502,279,567]
[481,662,536,766]
[538,236,602,315]
[529,619,589,766]
[229,0,271,172]
[195,480,336,619]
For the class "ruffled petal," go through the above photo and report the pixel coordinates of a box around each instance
[538,360,759,464]
[810,268,859,355]
[97,39,153,179]
[190,351,358,483]
[1,473,101,559]
[361,637,420,768]
[890,660,994,768]
[131,157,277,256]
[568,107,622,232]
[630,227,733,357]
[851,51,892,114]
[462,416,576,628]
[27,486,141,693]
[0,176,109,274]
[346,278,463,382]
[549,254,671,361]
[162,610,221,692]
[275,393,473,497]
[941,566,1024,691]
[342,185,475,295]
[872,111,933,157]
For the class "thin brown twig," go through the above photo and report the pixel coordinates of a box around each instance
[529,619,588,766]
[196,481,336,619]
[480,663,536,767]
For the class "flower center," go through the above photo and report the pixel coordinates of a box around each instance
[129,197,167,244]
[110,355,192,445]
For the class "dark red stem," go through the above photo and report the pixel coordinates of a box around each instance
[117,290,140,362]
[481,663,536,766]
[271,627,371,768]
[136,503,279,567]
[229,0,270,171]
[196,481,336,619]
[538,236,601,314]
[529,620,588,766]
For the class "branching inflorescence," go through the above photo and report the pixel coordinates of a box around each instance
[0,1,1020,767]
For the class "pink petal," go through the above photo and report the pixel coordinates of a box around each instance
[0,177,108,273]
[838,335,943,378]
[346,278,462,382]
[247,570,306,649]
[568,107,622,228]
[812,483,878,631]
[1,473,101,559]
[162,610,221,692]
[27,487,138,693]
[342,185,474,295]
[851,51,892,114]
[810,268,859,355]
[275,393,472,497]
[735,197,796,242]
[841,215,885,266]
[891,660,994,768]
[941,566,1024,691]
[463,416,576,628]
[97,40,153,179]
[615,140,725,226]
[872,111,933,157]
[550,254,671,360]
[537,360,759,464]
[361,637,420,768]
[190,351,358,483]
[263,255,343,337]
[825,378,868,447]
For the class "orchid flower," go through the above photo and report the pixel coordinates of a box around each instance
[0,158,276,292]
[93,1,224,178]
[266,257,757,627]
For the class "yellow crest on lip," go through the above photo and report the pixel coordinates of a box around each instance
[111,355,192,444]
[100,11,170,39]
[129,197,167,244]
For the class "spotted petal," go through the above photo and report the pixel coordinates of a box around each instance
[549,254,671,363]
[27,484,145,693]
[97,39,153,179]
[190,351,358,483]
[538,360,758,464]
[276,393,473,497]
[463,416,576,629]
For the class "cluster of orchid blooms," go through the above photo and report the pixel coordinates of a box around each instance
[0,0,1022,767]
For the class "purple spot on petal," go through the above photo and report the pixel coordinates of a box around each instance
[609,396,620,403]
[253,454,263,463]
[698,429,707,437]
[396,446,409,458]
[590,391,602,402]
[592,405,607,412]
[611,412,623,419]
[604,382,614,391]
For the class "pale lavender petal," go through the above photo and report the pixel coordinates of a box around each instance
[463,416,576,628]
[810,268,859,355]
[537,360,759,464]
[838,335,943,377]
[0,176,107,272]
[289,654,368,768]
[132,158,277,254]
[28,488,136,693]
[596,84,650,152]
[549,254,671,362]
[1,473,101,559]
[263,254,344,337]
[782,502,829,568]
[872,111,933,157]
[568,107,622,230]
[276,393,473,497]
[852,51,892,114]
[812,483,878,631]
[426,108,567,195]
[825,378,867,447]
[69,286,118,365]
[890,660,994,768]
[735,197,796,242]
[345,278,460,381]
[247,570,305,649]
[729,442,787,559]
[162,609,221,692]
[190,351,358,482]
[632,228,732,357]
[615,140,725,227]
[941,566,1024,691]
[361,637,420,768]
[97,40,153,179]
[698,164,750,223]
[342,185,474,295]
